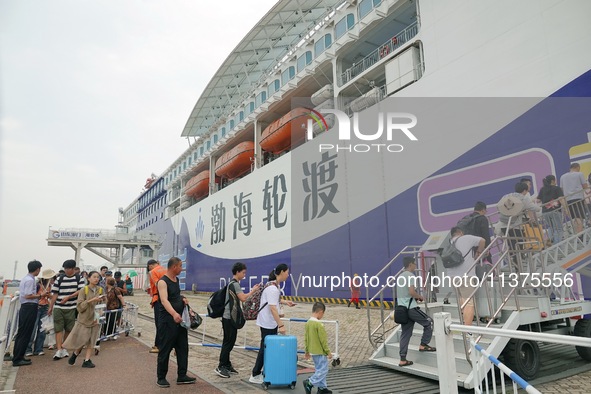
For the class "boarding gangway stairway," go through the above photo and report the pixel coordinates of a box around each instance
[366,225,591,389]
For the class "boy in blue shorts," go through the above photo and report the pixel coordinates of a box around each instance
[303,302,332,394]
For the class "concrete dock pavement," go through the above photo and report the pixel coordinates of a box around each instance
[2,291,590,393]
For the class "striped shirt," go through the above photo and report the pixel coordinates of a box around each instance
[52,275,85,309]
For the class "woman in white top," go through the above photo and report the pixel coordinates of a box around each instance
[249,264,295,384]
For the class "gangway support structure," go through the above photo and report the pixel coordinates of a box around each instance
[47,227,161,269]
[367,223,591,389]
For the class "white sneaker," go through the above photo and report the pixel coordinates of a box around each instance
[249,374,264,384]
[25,352,34,357]
[53,349,64,360]
[61,349,69,358]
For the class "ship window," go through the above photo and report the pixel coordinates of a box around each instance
[335,14,355,40]
[188,157,192,165]
[245,101,255,115]
[200,147,204,155]
[281,67,295,85]
[268,79,280,95]
[213,134,218,144]
[255,91,267,107]
[360,0,382,19]
[314,34,332,58]
[221,127,226,137]
[193,152,197,160]
[237,111,244,122]
[297,51,312,73]
[206,141,211,150]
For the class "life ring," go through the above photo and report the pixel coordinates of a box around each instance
[379,45,390,58]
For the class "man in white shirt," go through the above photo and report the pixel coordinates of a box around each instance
[446,227,485,326]
[560,163,589,234]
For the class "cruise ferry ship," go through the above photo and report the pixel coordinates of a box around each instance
[118,0,591,299]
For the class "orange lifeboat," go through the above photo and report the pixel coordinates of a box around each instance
[215,141,255,180]
[260,107,312,154]
[184,170,214,199]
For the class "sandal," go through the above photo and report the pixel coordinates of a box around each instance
[419,344,436,352]
[399,360,414,367]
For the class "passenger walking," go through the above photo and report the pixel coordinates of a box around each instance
[397,256,435,367]
[457,201,492,263]
[249,264,290,384]
[114,272,127,295]
[48,259,85,360]
[498,182,542,251]
[538,175,565,244]
[148,259,167,354]
[98,266,108,291]
[446,227,485,326]
[215,262,260,378]
[25,268,55,357]
[303,302,333,394]
[348,273,361,309]
[12,260,44,367]
[105,277,125,339]
[63,271,104,368]
[560,163,589,234]
[156,257,196,388]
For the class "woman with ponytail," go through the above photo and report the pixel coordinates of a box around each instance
[249,264,295,384]
[538,175,565,244]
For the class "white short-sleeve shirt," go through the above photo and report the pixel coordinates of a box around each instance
[256,283,280,329]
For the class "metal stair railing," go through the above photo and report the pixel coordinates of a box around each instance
[366,245,423,349]
[457,201,591,370]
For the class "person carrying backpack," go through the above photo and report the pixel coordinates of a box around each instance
[214,262,260,378]
[249,264,295,384]
[457,201,492,263]
[446,227,485,327]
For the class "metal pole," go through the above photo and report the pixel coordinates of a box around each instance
[12,261,17,281]
[434,312,458,394]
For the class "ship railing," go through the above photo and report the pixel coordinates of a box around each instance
[338,21,419,86]
[365,245,424,349]
[434,313,591,394]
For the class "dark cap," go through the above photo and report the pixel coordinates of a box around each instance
[114,271,122,278]
[105,270,113,276]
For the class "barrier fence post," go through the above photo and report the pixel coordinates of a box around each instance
[434,312,458,394]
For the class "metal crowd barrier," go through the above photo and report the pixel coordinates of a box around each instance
[0,294,20,374]
[189,314,340,364]
[96,302,140,343]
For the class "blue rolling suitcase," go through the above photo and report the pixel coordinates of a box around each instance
[262,335,297,390]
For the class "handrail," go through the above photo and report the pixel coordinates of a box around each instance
[366,245,423,349]
[339,21,419,86]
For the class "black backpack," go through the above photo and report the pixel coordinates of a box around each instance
[440,237,471,268]
[207,280,237,318]
[457,213,478,235]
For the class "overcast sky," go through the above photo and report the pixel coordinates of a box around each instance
[0,0,278,279]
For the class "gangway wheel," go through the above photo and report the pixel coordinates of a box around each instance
[502,338,540,380]
[574,319,591,361]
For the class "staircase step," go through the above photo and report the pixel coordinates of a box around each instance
[371,356,470,386]
[384,343,473,373]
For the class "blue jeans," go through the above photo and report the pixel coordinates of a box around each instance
[309,355,329,389]
[26,304,48,354]
[544,211,564,244]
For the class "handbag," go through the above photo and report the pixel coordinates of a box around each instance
[394,298,413,325]
[188,305,202,329]
[182,305,202,330]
